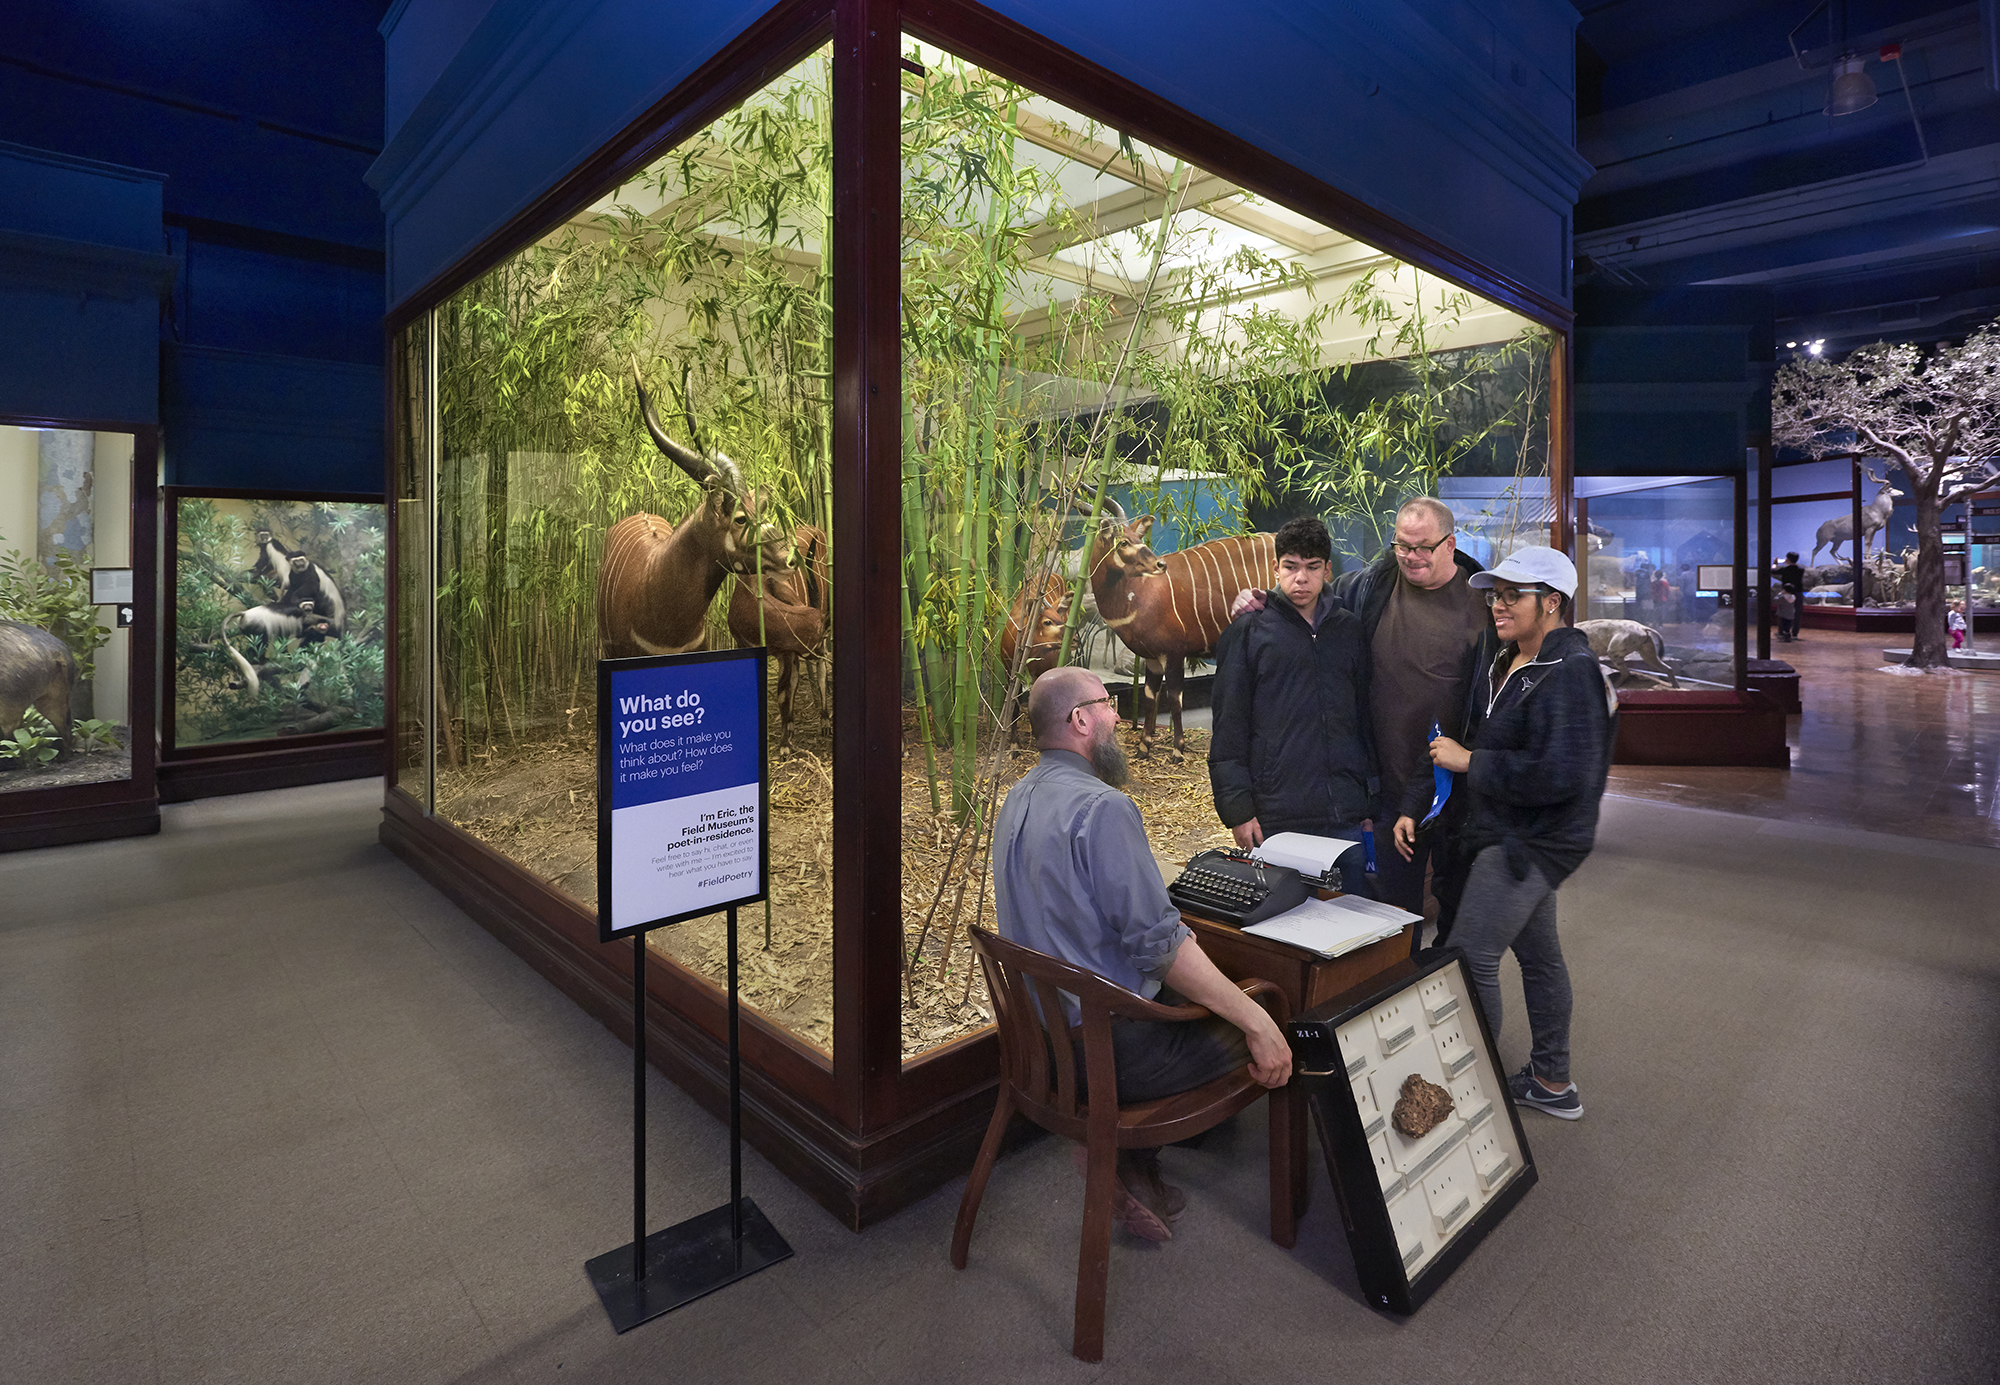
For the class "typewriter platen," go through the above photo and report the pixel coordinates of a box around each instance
[1166,849,1310,929]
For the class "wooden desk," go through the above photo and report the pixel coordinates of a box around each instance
[1182,910,1415,1248]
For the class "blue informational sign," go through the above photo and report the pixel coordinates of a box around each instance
[597,648,768,941]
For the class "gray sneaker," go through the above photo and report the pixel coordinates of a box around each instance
[1509,1064,1582,1120]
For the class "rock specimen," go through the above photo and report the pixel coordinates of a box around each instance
[1391,1073,1454,1138]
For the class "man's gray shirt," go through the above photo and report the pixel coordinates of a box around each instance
[992,750,1189,1016]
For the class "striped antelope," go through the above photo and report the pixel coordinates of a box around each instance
[1088,503,1276,761]
[596,367,793,660]
[728,525,828,748]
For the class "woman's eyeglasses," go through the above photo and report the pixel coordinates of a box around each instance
[1482,586,1547,608]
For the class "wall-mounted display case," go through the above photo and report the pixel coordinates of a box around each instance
[0,418,157,849]
[160,489,386,797]
[381,0,1574,1227]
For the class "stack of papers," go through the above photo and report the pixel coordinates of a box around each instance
[1241,894,1421,958]
[1251,831,1356,879]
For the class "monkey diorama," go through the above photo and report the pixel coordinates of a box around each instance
[222,528,350,698]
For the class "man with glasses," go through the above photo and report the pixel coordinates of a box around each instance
[1209,516,1377,895]
[993,665,1293,1240]
[1228,499,1493,931]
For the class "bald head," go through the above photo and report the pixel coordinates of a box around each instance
[1028,666,1103,746]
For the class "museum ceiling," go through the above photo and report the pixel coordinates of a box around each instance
[1574,0,2000,348]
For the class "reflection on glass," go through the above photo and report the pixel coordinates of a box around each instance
[169,497,386,748]
[895,43,1552,1057]
[0,425,133,792]
[395,318,432,803]
[1576,476,1739,693]
[426,49,835,1053]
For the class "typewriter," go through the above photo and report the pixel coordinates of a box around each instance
[1166,849,1309,929]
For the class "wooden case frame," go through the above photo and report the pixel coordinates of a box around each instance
[378,0,1576,1228]
[0,414,160,851]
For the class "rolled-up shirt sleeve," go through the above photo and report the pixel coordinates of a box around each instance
[1076,792,1189,981]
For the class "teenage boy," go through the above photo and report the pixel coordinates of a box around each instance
[1208,516,1376,896]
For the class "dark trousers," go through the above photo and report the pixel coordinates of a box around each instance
[1374,824,1438,953]
[1089,986,1251,1103]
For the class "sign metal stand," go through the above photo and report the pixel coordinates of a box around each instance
[584,648,792,1333]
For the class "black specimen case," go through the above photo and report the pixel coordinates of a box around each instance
[1287,951,1538,1314]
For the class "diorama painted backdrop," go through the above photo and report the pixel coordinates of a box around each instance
[169,495,385,750]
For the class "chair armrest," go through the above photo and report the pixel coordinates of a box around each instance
[1101,975,1286,1025]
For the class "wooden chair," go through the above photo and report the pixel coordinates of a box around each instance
[950,925,1290,1362]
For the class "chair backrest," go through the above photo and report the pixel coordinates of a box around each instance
[968,925,1197,1139]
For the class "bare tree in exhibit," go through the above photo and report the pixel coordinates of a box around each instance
[1771,330,2000,669]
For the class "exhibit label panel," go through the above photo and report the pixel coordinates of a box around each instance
[598,648,767,940]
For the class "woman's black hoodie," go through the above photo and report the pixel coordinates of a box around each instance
[1453,623,1618,889]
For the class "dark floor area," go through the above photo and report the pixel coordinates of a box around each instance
[4,778,1996,1383]
[1608,629,2000,848]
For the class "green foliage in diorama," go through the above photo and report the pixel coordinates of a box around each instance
[433,50,835,764]
[0,542,111,678]
[1270,265,1553,556]
[68,718,121,753]
[172,498,387,747]
[0,707,61,769]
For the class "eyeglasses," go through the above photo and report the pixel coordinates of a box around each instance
[1392,535,1453,557]
[1482,586,1548,608]
[1069,695,1116,719]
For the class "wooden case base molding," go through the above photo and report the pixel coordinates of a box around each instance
[1613,690,1789,768]
[0,791,159,853]
[379,792,1009,1229]
[159,733,386,803]
[1802,605,2000,634]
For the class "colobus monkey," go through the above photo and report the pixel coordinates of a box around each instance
[248,533,347,637]
[250,530,298,601]
[279,555,347,635]
[222,600,332,697]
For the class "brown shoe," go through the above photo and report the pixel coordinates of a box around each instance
[1120,1150,1187,1222]
[1072,1145,1174,1241]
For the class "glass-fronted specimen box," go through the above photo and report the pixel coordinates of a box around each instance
[1294,953,1536,1314]
[382,0,1573,1227]
[0,420,158,850]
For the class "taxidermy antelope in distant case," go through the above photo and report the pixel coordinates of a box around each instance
[1811,465,1901,564]
[729,525,828,748]
[598,366,794,660]
[1089,500,1276,761]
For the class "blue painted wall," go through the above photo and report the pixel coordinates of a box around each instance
[0,2,390,491]
[371,0,1589,311]
[0,142,172,423]
[1574,286,1774,477]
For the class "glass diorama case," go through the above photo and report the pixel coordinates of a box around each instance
[1767,453,1975,632]
[383,2,1571,1226]
[1575,475,1745,695]
[162,490,387,758]
[0,418,158,849]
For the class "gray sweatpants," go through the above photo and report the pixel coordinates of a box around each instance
[1451,845,1573,1084]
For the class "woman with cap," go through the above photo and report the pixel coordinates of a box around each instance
[1391,546,1616,1121]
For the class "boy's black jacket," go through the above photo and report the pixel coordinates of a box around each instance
[1208,595,1377,836]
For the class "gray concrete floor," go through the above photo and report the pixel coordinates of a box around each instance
[3,779,1996,1383]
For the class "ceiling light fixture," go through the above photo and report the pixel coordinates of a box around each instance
[1824,54,1877,116]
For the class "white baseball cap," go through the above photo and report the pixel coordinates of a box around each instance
[1468,545,1578,598]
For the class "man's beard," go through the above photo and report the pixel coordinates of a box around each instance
[1087,720,1129,787]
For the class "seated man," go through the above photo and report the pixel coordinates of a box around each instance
[1209,515,1377,896]
[992,665,1293,1241]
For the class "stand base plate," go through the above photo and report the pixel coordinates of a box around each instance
[585,1197,793,1333]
